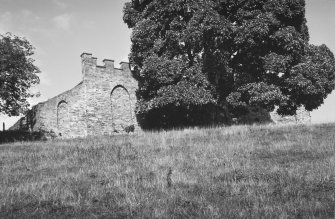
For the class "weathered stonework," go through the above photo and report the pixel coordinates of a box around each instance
[10,52,311,138]
[10,53,138,138]
[233,106,311,125]
[270,106,311,124]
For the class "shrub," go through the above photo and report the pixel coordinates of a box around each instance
[0,130,47,144]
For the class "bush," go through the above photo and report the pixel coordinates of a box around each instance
[124,124,135,133]
[0,130,47,144]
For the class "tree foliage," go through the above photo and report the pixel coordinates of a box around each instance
[124,0,335,128]
[0,33,40,116]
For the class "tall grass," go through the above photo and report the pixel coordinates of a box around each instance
[1,123,335,218]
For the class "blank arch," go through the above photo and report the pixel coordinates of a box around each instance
[57,100,68,107]
[111,85,130,95]
[57,100,69,129]
[110,85,133,132]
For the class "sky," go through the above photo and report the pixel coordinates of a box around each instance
[0,0,335,130]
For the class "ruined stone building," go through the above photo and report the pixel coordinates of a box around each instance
[10,53,311,138]
[10,53,138,138]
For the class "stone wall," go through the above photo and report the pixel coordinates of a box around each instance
[10,53,138,138]
[10,52,311,138]
[270,107,311,124]
[233,106,311,125]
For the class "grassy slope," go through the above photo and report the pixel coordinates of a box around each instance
[1,123,335,218]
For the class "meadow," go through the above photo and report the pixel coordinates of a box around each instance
[1,123,335,218]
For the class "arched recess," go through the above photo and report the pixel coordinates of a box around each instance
[111,85,133,132]
[57,100,70,133]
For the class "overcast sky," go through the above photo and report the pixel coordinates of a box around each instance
[0,0,335,130]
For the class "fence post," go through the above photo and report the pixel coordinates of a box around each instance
[3,122,5,131]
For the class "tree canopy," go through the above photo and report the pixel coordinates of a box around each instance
[124,0,335,128]
[0,33,40,116]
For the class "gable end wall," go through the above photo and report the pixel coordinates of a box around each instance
[10,53,139,138]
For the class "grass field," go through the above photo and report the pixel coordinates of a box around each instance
[1,123,335,218]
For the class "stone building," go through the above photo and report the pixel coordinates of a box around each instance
[10,53,311,138]
[270,107,311,124]
[10,53,138,138]
[236,106,311,125]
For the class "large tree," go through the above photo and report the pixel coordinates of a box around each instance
[0,33,40,116]
[124,0,335,129]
